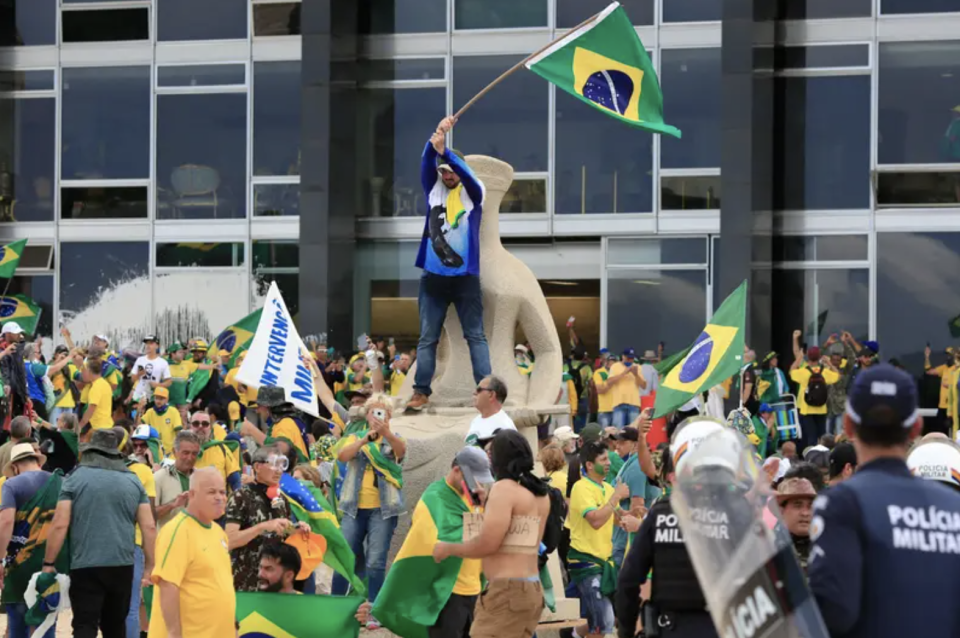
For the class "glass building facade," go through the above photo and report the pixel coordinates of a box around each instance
[2,0,960,384]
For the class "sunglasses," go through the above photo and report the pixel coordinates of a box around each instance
[474,386,494,394]
[191,420,211,427]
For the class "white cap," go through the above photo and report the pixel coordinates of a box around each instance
[554,426,579,442]
[907,440,960,487]
[1,322,23,335]
[670,417,726,474]
[94,334,109,344]
[515,344,528,353]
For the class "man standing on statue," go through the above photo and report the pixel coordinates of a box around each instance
[407,116,491,411]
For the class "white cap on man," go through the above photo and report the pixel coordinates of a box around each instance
[1,322,23,336]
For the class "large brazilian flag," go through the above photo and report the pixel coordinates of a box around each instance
[654,280,748,418]
[187,308,262,401]
[236,592,365,638]
[524,2,681,138]
[0,239,27,278]
[0,294,41,335]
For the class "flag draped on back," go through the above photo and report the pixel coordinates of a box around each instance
[277,473,366,596]
[372,480,470,638]
[236,591,365,638]
[525,2,680,138]
[654,280,748,418]
[187,309,262,402]
[0,239,28,278]
[338,431,403,490]
[0,294,41,335]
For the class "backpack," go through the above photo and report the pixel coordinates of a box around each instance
[805,366,829,408]
[539,484,568,568]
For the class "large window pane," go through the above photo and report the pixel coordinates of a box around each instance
[879,42,960,165]
[158,0,247,41]
[876,171,960,206]
[253,240,299,318]
[157,93,247,219]
[775,76,870,210]
[156,242,245,268]
[358,87,446,218]
[772,235,869,263]
[254,184,300,216]
[62,186,147,219]
[779,0,872,18]
[555,90,652,213]
[882,0,960,14]
[62,67,150,180]
[0,0,56,46]
[661,176,720,210]
[663,0,720,22]
[607,269,706,353]
[877,233,960,377]
[61,8,149,42]
[660,49,721,169]
[557,0,653,27]
[254,62,301,177]
[60,242,149,343]
[454,0,547,28]
[3,276,53,340]
[361,0,447,33]
[453,56,547,172]
[253,3,301,36]
[0,98,55,222]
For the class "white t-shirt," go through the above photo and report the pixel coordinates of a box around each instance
[466,409,517,445]
[132,355,171,399]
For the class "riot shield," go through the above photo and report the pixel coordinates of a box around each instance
[670,429,829,638]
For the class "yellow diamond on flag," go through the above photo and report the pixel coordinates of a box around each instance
[238,611,297,638]
[216,325,254,356]
[661,323,739,395]
[572,47,644,122]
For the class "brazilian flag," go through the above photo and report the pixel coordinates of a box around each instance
[524,2,680,138]
[0,294,41,335]
[654,280,747,418]
[0,239,27,278]
[237,592,365,638]
[187,308,262,402]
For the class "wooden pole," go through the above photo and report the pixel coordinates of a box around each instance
[452,10,604,120]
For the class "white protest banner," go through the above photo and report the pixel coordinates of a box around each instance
[236,281,319,417]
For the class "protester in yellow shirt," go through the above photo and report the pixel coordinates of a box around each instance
[592,353,618,426]
[139,387,183,456]
[926,346,958,434]
[166,343,197,421]
[78,359,115,434]
[790,333,840,451]
[149,468,235,638]
[239,387,310,462]
[189,410,241,492]
[606,348,646,428]
[50,345,81,423]
[388,354,411,397]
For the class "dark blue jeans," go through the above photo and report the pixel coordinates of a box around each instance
[414,273,492,396]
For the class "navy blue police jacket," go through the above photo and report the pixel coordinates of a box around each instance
[808,457,960,638]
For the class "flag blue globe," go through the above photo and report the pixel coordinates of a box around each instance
[679,332,714,383]
[581,69,634,116]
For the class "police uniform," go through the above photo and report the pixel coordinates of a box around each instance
[808,365,960,638]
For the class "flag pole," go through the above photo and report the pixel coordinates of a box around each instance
[0,277,12,300]
[453,10,604,120]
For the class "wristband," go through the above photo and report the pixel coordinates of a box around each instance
[43,561,56,567]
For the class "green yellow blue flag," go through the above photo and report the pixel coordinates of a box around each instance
[0,294,41,335]
[187,308,262,401]
[524,2,680,138]
[0,239,27,278]
[236,591,364,638]
[654,280,747,418]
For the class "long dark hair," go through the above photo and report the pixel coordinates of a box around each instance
[490,430,549,496]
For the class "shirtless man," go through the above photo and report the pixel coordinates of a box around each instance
[433,429,550,638]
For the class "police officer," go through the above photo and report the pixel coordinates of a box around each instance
[809,364,960,638]
[615,418,725,638]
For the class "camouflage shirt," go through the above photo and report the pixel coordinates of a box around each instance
[225,482,292,592]
[826,342,857,417]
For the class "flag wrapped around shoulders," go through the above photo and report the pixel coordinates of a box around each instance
[236,591,365,638]
[0,239,27,278]
[0,294,41,335]
[372,480,470,638]
[187,309,262,402]
[525,2,681,138]
[339,428,403,490]
[277,473,366,596]
[654,280,748,418]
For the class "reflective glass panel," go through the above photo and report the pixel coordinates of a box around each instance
[557,0,653,27]
[253,240,299,317]
[660,49,721,169]
[775,45,870,70]
[0,98,55,222]
[555,90,653,213]
[501,179,546,214]
[62,67,150,180]
[608,238,707,265]
[156,242,245,268]
[882,0,960,14]
[158,65,245,87]
[772,235,869,263]
[663,0,721,22]
[879,42,960,165]
[779,0,872,18]
[254,62,301,177]
[0,0,56,46]
[661,176,721,210]
[357,87,446,218]
[607,269,707,353]
[157,93,248,219]
[774,76,870,210]
[253,3,301,36]
[62,8,149,42]
[360,59,446,82]
[454,0,547,29]
[360,0,447,33]
[158,0,247,41]
[0,71,55,92]
[453,56,547,172]
[61,186,147,219]
[254,183,300,217]
[876,171,960,206]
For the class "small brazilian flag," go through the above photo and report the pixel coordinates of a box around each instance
[0,239,28,278]
[654,280,748,418]
[236,591,365,638]
[187,308,262,402]
[0,294,41,335]
[525,2,680,138]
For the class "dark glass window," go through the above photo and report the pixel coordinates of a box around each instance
[876,171,960,206]
[879,42,960,165]
[61,186,147,219]
[660,49,721,169]
[157,93,248,219]
[774,76,870,210]
[157,65,245,87]
[881,0,960,14]
[158,0,247,41]
[253,240,299,317]
[62,8,149,42]
[59,242,149,331]
[454,0,547,28]
[0,70,55,92]
[0,0,56,46]
[62,67,151,180]
[555,89,653,214]
[359,0,447,34]
[254,62,301,177]
[778,0,872,19]
[772,235,869,262]
[557,0,653,27]
[775,45,870,70]
[453,56,548,172]
[156,243,245,268]
[357,87,447,217]
[607,269,707,353]
[254,240,298,269]
[254,184,300,216]
[501,179,546,213]
[253,3,301,36]
[0,98,56,222]
[661,176,721,210]
[663,0,721,22]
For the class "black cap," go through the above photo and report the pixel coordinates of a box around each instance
[616,427,640,442]
[845,364,919,428]
[828,442,857,478]
[142,334,159,344]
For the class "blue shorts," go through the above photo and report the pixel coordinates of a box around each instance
[575,575,615,635]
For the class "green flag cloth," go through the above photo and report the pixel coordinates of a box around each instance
[373,480,471,638]
[653,280,747,418]
[950,313,960,339]
[236,591,365,638]
[0,239,27,278]
[187,308,262,401]
[525,2,680,138]
[0,294,41,335]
